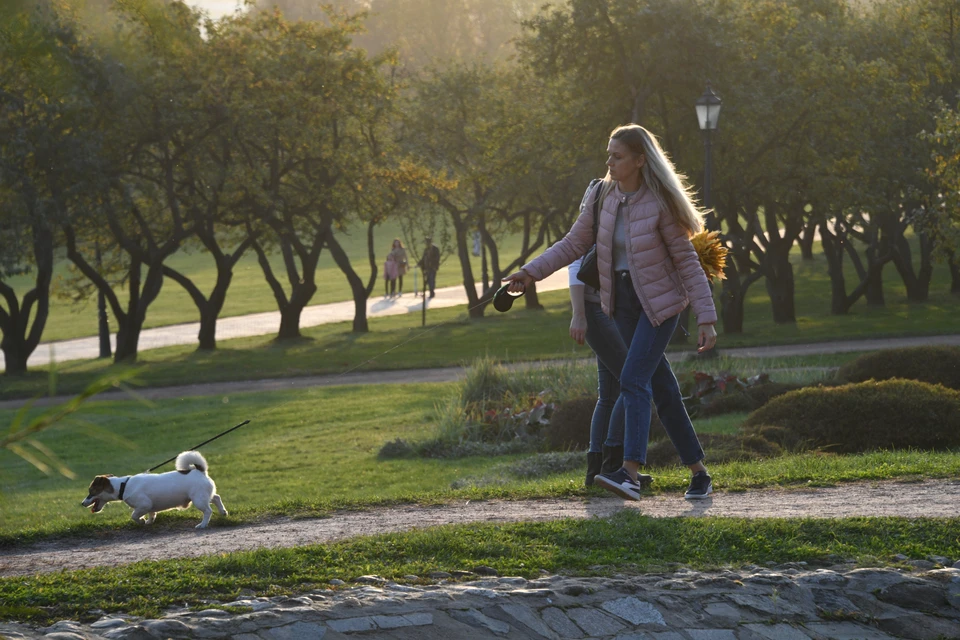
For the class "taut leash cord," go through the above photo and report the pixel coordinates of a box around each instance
[146,420,250,472]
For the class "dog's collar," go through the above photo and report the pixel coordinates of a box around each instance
[117,477,129,500]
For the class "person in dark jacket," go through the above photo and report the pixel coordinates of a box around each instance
[419,236,441,298]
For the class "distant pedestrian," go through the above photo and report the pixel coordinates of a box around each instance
[419,236,441,298]
[384,238,408,297]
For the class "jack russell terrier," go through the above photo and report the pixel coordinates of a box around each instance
[81,451,227,528]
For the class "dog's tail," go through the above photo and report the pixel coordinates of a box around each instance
[175,451,209,475]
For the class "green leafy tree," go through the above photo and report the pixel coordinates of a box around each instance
[0,3,99,374]
[216,8,390,340]
[60,0,213,363]
[402,63,586,316]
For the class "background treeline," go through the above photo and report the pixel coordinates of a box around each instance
[2,0,960,376]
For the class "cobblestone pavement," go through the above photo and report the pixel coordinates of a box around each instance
[3,562,960,639]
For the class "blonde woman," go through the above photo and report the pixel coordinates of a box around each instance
[503,124,717,500]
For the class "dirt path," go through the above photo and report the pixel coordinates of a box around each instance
[3,479,958,577]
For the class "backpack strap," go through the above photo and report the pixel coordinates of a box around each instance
[588,179,603,242]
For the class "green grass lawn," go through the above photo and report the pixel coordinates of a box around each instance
[2,513,957,623]
[3,383,959,544]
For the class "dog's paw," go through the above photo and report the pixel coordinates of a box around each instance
[195,523,208,529]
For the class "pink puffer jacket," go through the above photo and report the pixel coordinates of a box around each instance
[522,183,717,326]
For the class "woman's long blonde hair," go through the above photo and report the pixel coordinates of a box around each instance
[597,124,706,236]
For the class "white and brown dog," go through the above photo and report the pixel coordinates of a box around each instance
[81,451,227,529]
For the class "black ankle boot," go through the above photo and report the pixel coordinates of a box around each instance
[585,452,603,486]
[601,445,623,474]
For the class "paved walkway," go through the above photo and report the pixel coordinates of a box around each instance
[0,269,573,372]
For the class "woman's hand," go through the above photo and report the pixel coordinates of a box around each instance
[569,313,587,346]
[697,323,717,353]
[502,269,535,293]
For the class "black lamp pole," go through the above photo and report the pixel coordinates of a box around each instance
[694,82,723,358]
[696,82,722,230]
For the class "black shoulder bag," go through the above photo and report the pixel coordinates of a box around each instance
[576,179,604,289]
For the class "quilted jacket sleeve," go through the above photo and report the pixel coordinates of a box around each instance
[522,184,599,281]
[658,212,718,325]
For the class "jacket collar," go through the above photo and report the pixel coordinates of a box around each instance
[612,182,653,205]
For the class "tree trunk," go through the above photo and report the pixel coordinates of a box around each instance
[0,335,28,375]
[864,247,885,306]
[949,251,960,294]
[113,260,165,363]
[798,218,817,260]
[326,232,371,333]
[891,231,933,303]
[765,246,796,324]
[276,274,318,341]
[720,261,745,334]
[864,266,885,306]
[252,234,321,342]
[820,221,850,315]
[523,281,544,310]
[165,236,253,351]
[451,215,483,318]
[0,226,53,375]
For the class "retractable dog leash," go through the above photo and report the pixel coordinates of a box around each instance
[146,419,251,472]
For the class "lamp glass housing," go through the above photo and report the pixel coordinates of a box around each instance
[696,86,722,131]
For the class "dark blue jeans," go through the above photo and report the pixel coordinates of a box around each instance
[612,271,705,466]
[584,300,627,453]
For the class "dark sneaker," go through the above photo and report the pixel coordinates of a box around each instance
[685,471,713,500]
[595,468,644,501]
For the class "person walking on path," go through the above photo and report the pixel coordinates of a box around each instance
[504,124,718,501]
[568,253,635,487]
[384,238,408,297]
[419,236,441,298]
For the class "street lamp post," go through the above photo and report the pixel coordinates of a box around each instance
[695,82,722,230]
[694,83,722,358]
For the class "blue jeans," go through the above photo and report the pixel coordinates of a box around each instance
[425,270,436,296]
[612,271,705,466]
[584,300,627,453]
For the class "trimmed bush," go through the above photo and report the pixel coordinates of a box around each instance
[836,346,960,390]
[546,397,665,451]
[698,382,806,417]
[744,379,960,453]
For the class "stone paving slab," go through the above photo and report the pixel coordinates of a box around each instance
[2,563,959,640]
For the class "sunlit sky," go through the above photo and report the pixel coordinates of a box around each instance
[186,0,248,19]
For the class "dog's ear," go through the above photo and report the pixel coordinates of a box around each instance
[89,476,115,494]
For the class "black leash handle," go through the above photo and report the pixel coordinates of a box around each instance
[146,420,250,472]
